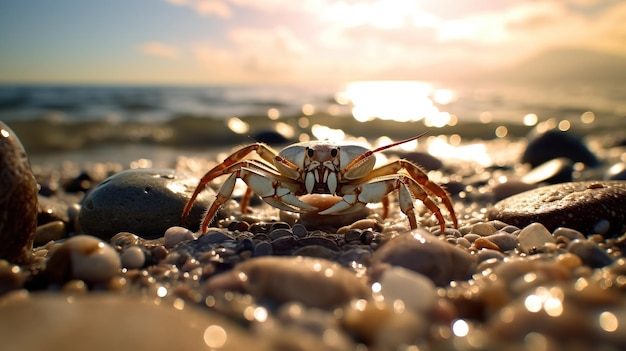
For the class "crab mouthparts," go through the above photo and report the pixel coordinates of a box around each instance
[305,168,339,194]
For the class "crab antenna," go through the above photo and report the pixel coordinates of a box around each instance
[371,131,429,154]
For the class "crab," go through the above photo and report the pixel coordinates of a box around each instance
[182,133,458,234]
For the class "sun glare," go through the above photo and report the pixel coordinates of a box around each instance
[340,81,453,125]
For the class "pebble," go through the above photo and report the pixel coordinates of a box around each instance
[521,129,599,167]
[488,181,626,235]
[371,230,477,286]
[553,227,586,241]
[341,299,427,349]
[79,168,212,239]
[517,223,556,254]
[0,293,269,351]
[253,241,273,257]
[567,239,614,268]
[204,256,369,309]
[0,260,25,295]
[164,226,196,249]
[471,222,497,236]
[46,235,121,285]
[120,245,146,269]
[34,220,67,246]
[291,223,308,238]
[377,266,437,313]
[484,232,519,251]
[0,122,38,263]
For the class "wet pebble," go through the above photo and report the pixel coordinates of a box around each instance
[46,235,121,285]
[517,223,556,254]
[485,232,519,252]
[568,239,614,268]
[377,266,437,313]
[371,230,477,286]
[342,298,427,349]
[489,181,626,235]
[204,256,369,309]
[34,220,67,246]
[120,245,146,269]
[471,222,497,236]
[253,241,273,257]
[0,260,25,295]
[164,226,196,249]
[79,168,212,240]
[553,227,585,241]
[291,223,308,238]
[0,122,38,263]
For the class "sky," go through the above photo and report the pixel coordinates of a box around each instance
[0,0,625,85]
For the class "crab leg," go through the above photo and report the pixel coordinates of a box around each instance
[197,167,316,233]
[347,159,457,229]
[319,174,447,231]
[182,143,298,226]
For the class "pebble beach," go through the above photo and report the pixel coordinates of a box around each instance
[2,84,626,351]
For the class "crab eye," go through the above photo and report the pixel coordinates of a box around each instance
[307,148,314,157]
[330,148,338,158]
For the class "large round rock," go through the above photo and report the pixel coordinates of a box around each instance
[79,169,211,239]
[488,181,626,236]
[521,129,598,167]
[0,122,38,263]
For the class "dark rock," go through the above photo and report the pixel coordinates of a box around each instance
[253,130,290,145]
[78,168,212,240]
[488,181,626,236]
[0,122,38,263]
[521,130,599,167]
[393,151,443,171]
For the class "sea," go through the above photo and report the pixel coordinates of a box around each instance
[1,80,624,166]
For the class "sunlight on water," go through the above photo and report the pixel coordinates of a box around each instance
[338,81,455,125]
[427,136,492,166]
[311,124,345,141]
[227,117,249,134]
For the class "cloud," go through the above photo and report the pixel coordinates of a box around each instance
[139,41,182,59]
[163,0,626,83]
[191,26,312,82]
